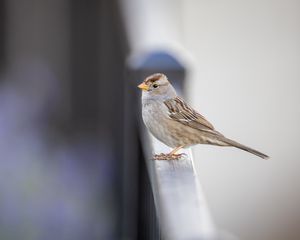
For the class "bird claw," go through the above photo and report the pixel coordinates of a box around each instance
[153,153,186,160]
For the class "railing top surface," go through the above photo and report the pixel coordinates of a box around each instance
[141,129,218,240]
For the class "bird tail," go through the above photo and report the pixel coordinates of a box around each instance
[220,137,269,160]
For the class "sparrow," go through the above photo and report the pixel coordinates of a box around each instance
[138,73,269,160]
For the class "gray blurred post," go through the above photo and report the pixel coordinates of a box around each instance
[3,1,125,239]
[5,0,70,123]
[0,0,5,71]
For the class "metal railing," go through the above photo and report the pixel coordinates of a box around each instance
[127,52,218,240]
[120,1,223,239]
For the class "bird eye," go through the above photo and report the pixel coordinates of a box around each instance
[153,83,158,88]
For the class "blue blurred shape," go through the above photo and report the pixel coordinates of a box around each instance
[129,51,185,70]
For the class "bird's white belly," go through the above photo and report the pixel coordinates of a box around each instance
[142,101,180,148]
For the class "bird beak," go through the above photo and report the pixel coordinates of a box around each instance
[138,82,149,91]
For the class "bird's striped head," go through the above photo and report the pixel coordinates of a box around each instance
[138,73,169,92]
[138,73,177,101]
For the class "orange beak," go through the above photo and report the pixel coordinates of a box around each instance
[138,82,149,91]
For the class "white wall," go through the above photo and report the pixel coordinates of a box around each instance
[181,1,300,240]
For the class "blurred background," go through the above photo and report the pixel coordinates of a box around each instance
[0,0,126,239]
[0,0,299,240]
[182,1,300,240]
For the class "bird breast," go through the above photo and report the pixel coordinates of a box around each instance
[142,99,190,148]
[142,100,173,147]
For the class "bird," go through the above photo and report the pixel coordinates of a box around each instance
[138,73,269,160]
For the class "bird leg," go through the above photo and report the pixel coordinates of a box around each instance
[153,145,185,160]
[169,145,184,155]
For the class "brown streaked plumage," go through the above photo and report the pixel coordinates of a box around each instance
[164,96,215,131]
[138,73,269,160]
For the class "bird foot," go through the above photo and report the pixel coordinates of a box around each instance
[153,153,186,160]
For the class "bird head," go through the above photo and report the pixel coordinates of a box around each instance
[138,73,176,100]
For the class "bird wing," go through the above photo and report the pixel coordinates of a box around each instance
[164,97,222,135]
